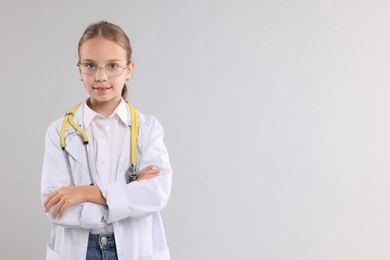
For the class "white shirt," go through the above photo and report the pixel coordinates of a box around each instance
[84,99,128,234]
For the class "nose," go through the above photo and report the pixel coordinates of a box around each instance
[95,67,108,81]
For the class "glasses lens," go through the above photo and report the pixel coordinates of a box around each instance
[79,63,96,75]
[105,64,124,76]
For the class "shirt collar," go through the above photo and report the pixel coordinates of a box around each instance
[83,98,129,129]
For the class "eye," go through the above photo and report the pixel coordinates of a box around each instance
[107,63,119,70]
[85,63,96,70]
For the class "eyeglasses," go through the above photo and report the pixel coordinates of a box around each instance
[77,62,128,76]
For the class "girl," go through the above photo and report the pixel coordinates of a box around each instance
[41,21,172,260]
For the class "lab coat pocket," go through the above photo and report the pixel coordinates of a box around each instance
[139,248,170,260]
[46,243,65,260]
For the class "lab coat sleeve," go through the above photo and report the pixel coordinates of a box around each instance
[41,121,106,229]
[100,116,172,223]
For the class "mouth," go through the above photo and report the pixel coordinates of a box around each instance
[92,86,113,94]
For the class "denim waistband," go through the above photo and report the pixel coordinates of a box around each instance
[88,233,116,248]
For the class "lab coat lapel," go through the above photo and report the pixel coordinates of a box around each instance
[63,107,89,174]
[65,132,89,173]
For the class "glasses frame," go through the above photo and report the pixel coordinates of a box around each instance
[77,62,128,77]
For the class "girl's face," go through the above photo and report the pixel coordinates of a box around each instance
[78,37,134,105]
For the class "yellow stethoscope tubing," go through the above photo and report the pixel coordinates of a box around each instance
[129,101,138,166]
[59,101,139,173]
[60,103,89,149]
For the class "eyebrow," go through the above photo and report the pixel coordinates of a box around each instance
[81,59,124,63]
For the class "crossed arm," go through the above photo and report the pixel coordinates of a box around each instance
[44,165,160,219]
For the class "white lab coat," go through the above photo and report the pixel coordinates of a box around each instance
[41,102,172,260]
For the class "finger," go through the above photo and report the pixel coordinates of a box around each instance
[149,170,161,176]
[139,165,154,174]
[44,190,58,208]
[137,171,160,181]
[53,198,66,219]
[45,193,61,212]
[139,172,161,180]
[143,168,161,175]
[59,200,69,218]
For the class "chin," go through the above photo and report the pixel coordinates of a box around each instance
[91,95,120,104]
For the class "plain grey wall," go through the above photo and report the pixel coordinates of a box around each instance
[1,0,390,259]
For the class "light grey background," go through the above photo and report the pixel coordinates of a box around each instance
[1,0,390,259]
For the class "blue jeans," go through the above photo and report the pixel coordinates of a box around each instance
[86,233,118,260]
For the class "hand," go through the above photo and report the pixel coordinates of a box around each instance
[137,165,161,181]
[44,186,105,218]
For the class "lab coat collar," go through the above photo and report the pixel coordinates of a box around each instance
[83,98,129,129]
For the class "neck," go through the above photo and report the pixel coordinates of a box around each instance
[87,97,122,117]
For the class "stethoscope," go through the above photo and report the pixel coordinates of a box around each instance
[59,100,139,185]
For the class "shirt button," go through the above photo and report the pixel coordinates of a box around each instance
[101,161,105,165]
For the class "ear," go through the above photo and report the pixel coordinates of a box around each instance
[126,61,135,79]
[77,61,83,78]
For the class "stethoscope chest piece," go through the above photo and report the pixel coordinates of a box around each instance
[127,164,138,183]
